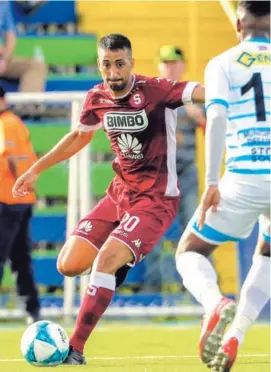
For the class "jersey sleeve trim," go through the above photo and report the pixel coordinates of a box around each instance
[206,99,229,110]
[182,82,199,104]
[78,122,102,132]
[263,233,271,244]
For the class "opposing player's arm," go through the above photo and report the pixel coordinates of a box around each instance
[205,105,227,186]
[205,58,230,186]
[198,59,230,228]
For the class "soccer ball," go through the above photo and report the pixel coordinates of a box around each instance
[21,320,69,366]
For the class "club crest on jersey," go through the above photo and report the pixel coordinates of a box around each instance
[104,109,148,132]
[129,91,145,107]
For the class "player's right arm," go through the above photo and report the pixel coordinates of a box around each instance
[12,91,100,197]
[12,129,94,197]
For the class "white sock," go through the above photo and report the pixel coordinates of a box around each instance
[223,255,270,345]
[176,251,223,313]
[89,271,116,290]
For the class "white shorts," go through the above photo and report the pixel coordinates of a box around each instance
[189,172,270,245]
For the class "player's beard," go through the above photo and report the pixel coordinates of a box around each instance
[107,79,127,92]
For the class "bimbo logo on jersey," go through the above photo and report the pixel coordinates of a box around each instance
[104,109,148,132]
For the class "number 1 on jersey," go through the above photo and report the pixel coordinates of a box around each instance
[241,73,266,122]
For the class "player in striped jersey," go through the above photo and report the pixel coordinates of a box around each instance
[175,1,270,371]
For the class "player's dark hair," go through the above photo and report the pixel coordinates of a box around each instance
[238,1,270,17]
[99,34,132,55]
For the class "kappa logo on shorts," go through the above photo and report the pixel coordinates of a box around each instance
[78,220,92,233]
[132,239,142,248]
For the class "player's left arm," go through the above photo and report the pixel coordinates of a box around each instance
[157,78,204,108]
[198,58,230,229]
[190,84,205,104]
[185,105,206,131]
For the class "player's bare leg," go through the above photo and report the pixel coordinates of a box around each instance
[57,236,99,277]
[211,236,270,372]
[63,238,134,365]
[175,229,236,364]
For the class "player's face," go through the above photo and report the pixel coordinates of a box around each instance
[98,48,134,94]
[158,61,185,81]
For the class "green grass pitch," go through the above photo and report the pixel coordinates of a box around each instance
[0,323,269,372]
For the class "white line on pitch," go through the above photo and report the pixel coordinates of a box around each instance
[86,354,269,360]
[0,323,268,332]
[0,354,269,362]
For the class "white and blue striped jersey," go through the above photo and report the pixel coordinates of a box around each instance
[205,38,270,178]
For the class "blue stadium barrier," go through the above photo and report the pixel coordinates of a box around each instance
[32,256,146,286]
[11,1,76,24]
[30,216,181,244]
[33,256,64,286]
[1,292,193,309]
[0,77,101,93]
[30,217,181,288]
[0,78,18,93]
[46,77,102,91]
[31,215,66,243]
[164,217,181,241]
[30,217,271,319]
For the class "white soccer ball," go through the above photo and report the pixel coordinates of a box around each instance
[21,320,69,366]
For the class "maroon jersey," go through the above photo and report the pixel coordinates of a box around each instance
[79,75,198,199]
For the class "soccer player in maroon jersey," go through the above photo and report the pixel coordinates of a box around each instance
[13,34,204,364]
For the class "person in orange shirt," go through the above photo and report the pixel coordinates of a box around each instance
[0,86,40,323]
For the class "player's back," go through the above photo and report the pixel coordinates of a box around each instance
[218,38,270,178]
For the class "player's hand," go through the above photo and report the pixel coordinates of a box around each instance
[12,169,39,197]
[198,185,220,230]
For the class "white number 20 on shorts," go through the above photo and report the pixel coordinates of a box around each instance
[119,212,140,232]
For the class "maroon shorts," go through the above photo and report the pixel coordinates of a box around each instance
[72,193,179,265]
